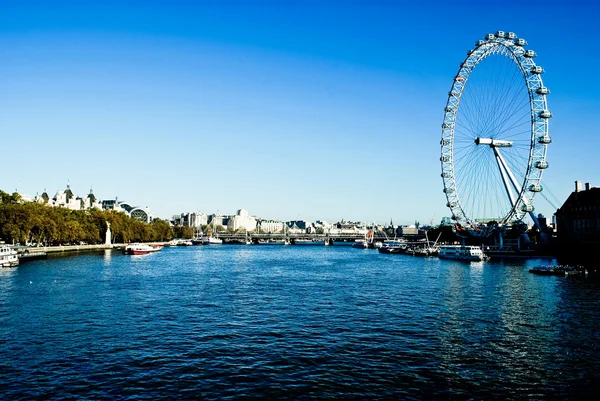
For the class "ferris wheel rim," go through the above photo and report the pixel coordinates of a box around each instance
[440,31,550,232]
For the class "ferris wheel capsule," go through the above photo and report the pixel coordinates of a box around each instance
[529,184,543,192]
[521,204,534,212]
[536,87,550,95]
[515,38,528,46]
[531,66,544,74]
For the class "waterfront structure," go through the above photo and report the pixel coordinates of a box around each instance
[555,181,600,240]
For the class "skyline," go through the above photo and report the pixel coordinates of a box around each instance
[1,1,599,224]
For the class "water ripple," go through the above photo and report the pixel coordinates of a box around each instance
[1,247,599,399]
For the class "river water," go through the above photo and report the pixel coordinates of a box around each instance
[1,245,599,399]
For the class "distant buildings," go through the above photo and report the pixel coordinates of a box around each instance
[32,185,102,211]
[397,225,419,236]
[19,185,154,223]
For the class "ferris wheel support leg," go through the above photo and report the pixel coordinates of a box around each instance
[495,148,546,237]
[494,149,522,194]
[493,149,517,207]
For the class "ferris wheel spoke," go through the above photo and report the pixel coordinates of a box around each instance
[490,95,530,137]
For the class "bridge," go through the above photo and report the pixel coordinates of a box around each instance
[212,232,424,244]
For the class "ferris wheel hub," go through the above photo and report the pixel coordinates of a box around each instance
[474,138,513,148]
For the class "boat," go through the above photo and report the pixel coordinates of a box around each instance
[378,242,407,254]
[191,229,204,245]
[202,216,223,245]
[177,240,193,246]
[438,245,484,261]
[411,246,438,257]
[124,243,163,255]
[352,239,368,249]
[202,236,223,245]
[294,239,322,246]
[529,265,575,276]
[256,239,287,245]
[0,244,19,267]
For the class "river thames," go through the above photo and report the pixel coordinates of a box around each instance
[1,245,599,399]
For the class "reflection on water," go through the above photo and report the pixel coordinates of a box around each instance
[103,249,112,265]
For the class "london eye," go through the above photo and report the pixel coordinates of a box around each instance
[440,31,551,236]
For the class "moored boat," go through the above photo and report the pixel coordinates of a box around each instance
[529,265,575,276]
[378,243,407,254]
[124,243,163,255]
[438,245,484,261]
[352,239,368,249]
[1,244,19,267]
[202,236,223,245]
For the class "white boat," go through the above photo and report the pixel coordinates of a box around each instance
[0,244,19,267]
[257,239,288,245]
[124,243,163,255]
[294,239,322,246]
[352,239,368,249]
[202,215,223,245]
[202,236,223,245]
[438,245,484,261]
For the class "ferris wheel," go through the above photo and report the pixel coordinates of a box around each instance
[440,31,551,236]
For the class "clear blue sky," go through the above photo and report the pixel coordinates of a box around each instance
[1,0,598,224]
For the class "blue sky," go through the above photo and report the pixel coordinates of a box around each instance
[0,1,598,224]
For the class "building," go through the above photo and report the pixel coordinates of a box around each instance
[172,212,208,228]
[102,198,153,223]
[190,212,208,228]
[555,181,600,241]
[227,209,257,232]
[259,220,284,233]
[397,225,419,236]
[32,185,101,210]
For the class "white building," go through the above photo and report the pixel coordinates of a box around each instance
[260,220,284,233]
[32,186,101,211]
[189,212,208,228]
[227,209,257,232]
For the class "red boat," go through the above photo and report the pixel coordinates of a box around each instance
[124,244,163,255]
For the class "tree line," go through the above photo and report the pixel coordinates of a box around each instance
[0,190,173,245]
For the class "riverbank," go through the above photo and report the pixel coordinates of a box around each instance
[14,244,126,254]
